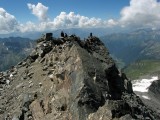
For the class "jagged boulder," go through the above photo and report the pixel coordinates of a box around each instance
[148,80,160,106]
[0,33,159,120]
[149,80,160,96]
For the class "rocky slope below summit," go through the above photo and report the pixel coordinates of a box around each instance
[0,33,159,120]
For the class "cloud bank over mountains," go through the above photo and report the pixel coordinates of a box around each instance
[0,0,160,34]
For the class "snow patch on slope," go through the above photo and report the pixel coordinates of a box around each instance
[132,76,158,99]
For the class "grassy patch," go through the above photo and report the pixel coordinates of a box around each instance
[123,60,160,80]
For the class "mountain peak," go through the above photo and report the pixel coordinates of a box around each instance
[0,33,159,120]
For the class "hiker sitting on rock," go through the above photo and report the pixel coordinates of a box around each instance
[65,33,68,38]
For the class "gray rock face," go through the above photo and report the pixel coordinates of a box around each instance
[0,33,159,120]
[149,80,160,96]
[145,80,160,114]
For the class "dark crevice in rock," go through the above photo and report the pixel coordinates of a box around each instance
[106,65,125,100]
[19,110,25,120]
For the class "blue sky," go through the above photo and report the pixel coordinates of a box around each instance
[0,0,129,22]
[0,0,160,34]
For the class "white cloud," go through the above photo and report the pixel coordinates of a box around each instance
[23,1,160,31]
[18,11,116,33]
[18,21,37,33]
[0,8,18,34]
[119,0,160,29]
[106,19,118,27]
[52,12,105,28]
[0,6,118,34]
[27,3,49,21]
[1,0,160,34]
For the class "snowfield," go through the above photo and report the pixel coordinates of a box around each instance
[132,76,158,100]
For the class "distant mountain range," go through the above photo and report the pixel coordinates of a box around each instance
[0,37,35,71]
[99,28,160,79]
[101,29,160,67]
[1,28,160,73]
[0,27,125,39]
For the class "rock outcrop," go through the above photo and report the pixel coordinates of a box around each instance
[143,79,160,114]
[149,80,160,96]
[0,33,159,120]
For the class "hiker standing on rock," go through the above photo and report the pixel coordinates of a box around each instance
[61,31,64,38]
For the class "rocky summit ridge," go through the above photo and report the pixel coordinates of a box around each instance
[0,33,159,120]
